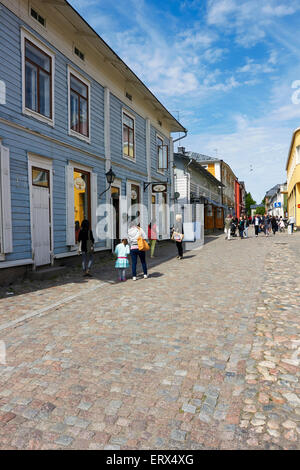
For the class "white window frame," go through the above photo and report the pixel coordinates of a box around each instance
[122,109,136,163]
[156,133,166,175]
[21,27,55,127]
[67,66,91,144]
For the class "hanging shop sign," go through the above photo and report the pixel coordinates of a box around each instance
[152,183,167,193]
[74,177,86,190]
[131,188,138,200]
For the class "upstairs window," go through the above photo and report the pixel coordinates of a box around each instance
[25,39,52,118]
[296,146,300,165]
[123,112,135,159]
[30,7,46,27]
[69,73,89,138]
[157,135,168,170]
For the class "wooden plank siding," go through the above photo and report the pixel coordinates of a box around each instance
[0,3,174,266]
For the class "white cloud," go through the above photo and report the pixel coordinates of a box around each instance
[206,0,300,47]
[184,121,290,202]
[207,0,236,26]
[203,47,228,63]
[237,54,277,75]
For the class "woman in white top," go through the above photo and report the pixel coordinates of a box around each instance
[127,223,148,280]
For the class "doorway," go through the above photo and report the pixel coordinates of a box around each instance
[111,185,120,249]
[30,162,52,267]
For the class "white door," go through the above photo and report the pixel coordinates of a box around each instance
[31,167,51,266]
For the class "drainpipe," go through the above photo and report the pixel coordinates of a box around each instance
[173,129,188,144]
[184,157,193,205]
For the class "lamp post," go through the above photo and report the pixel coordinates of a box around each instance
[99,168,116,198]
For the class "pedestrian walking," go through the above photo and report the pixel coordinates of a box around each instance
[172,214,184,259]
[224,214,232,240]
[271,216,277,235]
[279,217,285,232]
[238,217,244,239]
[243,215,249,238]
[266,215,272,236]
[148,220,158,258]
[78,219,94,276]
[128,223,148,281]
[288,215,296,233]
[254,214,260,237]
[114,238,130,281]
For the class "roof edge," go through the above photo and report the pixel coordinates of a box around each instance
[286,127,300,170]
[63,1,186,133]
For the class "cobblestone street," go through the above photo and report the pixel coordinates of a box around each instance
[0,228,300,450]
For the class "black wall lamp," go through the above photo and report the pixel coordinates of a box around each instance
[99,168,116,197]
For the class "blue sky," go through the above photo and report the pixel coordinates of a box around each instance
[69,0,300,202]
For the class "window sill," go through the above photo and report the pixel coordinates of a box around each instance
[69,129,91,144]
[123,154,136,163]
[23,108,54,127]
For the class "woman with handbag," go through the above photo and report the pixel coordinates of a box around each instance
[172,214,184,259]
[78,219,94,277]
[127,222,149,281]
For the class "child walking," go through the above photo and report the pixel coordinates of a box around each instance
[114,239,130,281]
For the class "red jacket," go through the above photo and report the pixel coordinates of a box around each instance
[148,224,157,240]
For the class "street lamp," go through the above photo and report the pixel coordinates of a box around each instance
[99,168,116,197]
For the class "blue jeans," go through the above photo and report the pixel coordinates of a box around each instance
[82,252,93,271]
[130,249,147,277]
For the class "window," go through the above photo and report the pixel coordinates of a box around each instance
[130,183,140,223]
[74,47,85,61]
[69,73,89,138]
[30,7,46,27]
[32,167,49,188]
[296,146,300,165]
[123,112,135,159]
[25,39,52,118]
[157,135,168,170]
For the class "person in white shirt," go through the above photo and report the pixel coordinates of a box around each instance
[254,215,260,237]
[288,216,296,233]
[127,223,148,280]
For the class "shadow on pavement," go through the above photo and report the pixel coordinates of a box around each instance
[0,241,177,299]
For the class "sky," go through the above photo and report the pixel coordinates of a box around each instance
[69,0,300,202]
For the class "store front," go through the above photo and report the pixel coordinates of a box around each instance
[74,169,91,242]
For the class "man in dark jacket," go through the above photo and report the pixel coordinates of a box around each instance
[238,217,244,239]
[78,219,95,276]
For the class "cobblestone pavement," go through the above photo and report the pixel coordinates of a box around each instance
[0,228,299,450]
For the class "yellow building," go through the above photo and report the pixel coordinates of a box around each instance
[286,127,300,226]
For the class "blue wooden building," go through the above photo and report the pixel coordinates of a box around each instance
[0,0,186,277]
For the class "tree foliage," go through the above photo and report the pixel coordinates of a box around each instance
[245,192,256,215]
[255,206,265,215]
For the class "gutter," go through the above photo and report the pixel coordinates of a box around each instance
[173,130,188,144]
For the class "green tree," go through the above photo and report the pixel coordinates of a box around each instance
[245,192,256,215]
[255,206,265,215]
